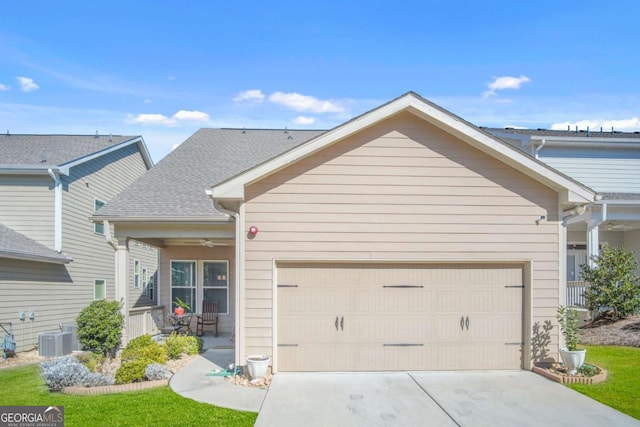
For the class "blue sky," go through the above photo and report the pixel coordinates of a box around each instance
[1,1,639,162]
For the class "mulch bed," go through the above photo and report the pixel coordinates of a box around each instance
[578,314,640,347]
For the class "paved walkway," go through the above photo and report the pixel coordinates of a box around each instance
[169,349,266,412]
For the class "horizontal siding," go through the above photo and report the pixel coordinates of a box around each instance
[541,147,640,193]
[129,240,159,308]
[243,112,561,359]
[62,145,150,308]
[0,258,75,351]
[0,175,54,247]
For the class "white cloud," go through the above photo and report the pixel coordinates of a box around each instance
[293,116,316,125]
[483,75,530,98]
[127,109,210,126]
[551,117,640,132]
[144,99,152,104]
[129,113,175,126]
[0,83,9,91]
[233,89,265,103]
[16,76,39,92]
[269,91,345,113]
[173,110,210,121]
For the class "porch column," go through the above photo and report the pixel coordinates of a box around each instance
[114,238,130,344]
[586,226,599,268]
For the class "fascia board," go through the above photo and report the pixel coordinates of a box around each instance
[0,251,73,264]
[61,136,149,172]
[90,215,232,224]
[0,166,57,175]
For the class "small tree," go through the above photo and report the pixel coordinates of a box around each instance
[580,244,640,320]
[76,300,123,356]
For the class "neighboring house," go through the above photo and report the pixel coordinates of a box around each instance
[488,128,640,306]
[96,92,612,373]
[0,134,159,351]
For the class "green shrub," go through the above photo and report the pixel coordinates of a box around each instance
[581,244,640,319]
[115,358,155,384]
[121,335,166,364]
[76,300,123,356]
[76,352,104,373]
[163,334,203,360]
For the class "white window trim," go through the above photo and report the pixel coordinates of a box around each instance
[170,260,197,312]
[94,278,106,300]
[134,259,141,289]
[93,198,106,235]
[201,260,230,315]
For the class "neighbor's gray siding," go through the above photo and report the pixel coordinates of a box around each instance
[0,258,73,352]
[539,147,640,193]
[0,175,55,247]
[129,240,159,308]
[61,143,149,305]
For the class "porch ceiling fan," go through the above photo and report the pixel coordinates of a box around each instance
[200,239,230,247]
[605,222,630,231]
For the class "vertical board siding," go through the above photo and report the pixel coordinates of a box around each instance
[243,112,560,360]
[0,175,55,247]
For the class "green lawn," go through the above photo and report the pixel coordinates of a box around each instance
[568,345,640,420]
[0,365,257,427]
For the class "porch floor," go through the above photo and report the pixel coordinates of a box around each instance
[199,332,234,350]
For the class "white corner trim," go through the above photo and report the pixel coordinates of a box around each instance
[47,168,63,252]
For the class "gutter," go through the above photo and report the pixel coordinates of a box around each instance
[47,168,63,252]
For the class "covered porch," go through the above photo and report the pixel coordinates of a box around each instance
[106,219,239,354]
[564,196,640,308]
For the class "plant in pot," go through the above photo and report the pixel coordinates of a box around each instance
[173,297,191,316]
[557,306,586,374]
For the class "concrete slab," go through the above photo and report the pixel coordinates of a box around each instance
[170,349,266,413]
[410,370,640,427]
[255,373,458,427]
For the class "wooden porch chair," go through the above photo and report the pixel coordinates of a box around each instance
[196,301,219,337]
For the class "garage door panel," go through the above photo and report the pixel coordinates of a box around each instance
[277,263,524,371]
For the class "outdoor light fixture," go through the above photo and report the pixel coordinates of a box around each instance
[248,225,259,235]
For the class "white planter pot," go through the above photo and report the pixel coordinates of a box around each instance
[559,348,586,375]
[246,355,271,381]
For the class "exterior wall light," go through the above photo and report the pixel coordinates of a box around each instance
[249,226,259,235]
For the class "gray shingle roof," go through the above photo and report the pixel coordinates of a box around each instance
[0,134,138,167]
[96,128,325,219]
[0,223,72,263]
[599,193,640,201]
[484,128,640,139]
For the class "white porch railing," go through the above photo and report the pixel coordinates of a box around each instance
[567,281,587,308]
[128,305,165,340]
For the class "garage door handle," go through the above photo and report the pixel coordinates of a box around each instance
[340,316,344,331]
[460,316,464,330]
[465,316,470,330]
[335,316,339,331]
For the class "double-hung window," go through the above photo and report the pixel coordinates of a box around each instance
[171,261,196,312]
[203,261,229,314]
[134,260,141,289]
[94,199,105,234]
[94,279,106,300]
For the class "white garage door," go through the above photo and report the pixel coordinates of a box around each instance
[277,263,524,371]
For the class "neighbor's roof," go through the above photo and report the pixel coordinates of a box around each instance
[94,128,325,220]
[598,193,640,201]
[485,127,640,140]
[0,134,150,172]
[0,223,72,264]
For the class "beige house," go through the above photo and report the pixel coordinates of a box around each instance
[0,134,158,352]
[97,92,603,372]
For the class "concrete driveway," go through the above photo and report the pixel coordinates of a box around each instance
[255,371,639,427]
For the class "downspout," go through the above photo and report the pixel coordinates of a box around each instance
[47,168,63,252]
[103,220,117,249]
[212,199,243,371]
[533,138,546,159]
